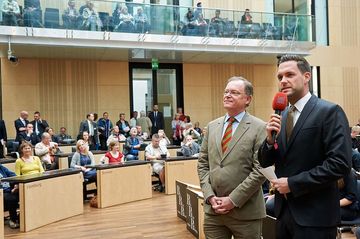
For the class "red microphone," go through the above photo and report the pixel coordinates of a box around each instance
[271,92,288,141]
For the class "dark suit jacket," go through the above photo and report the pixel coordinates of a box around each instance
[148,111,164,134]
[116,120,130,137]
[14,118,29,142]
[0,120,7,142]
[30,120,49,136]
[78,120,99,144]
[18,132,40,146]
[258,95,352,227]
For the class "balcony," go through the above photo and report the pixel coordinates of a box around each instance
[0,1,316,63]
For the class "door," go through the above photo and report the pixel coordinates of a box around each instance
[130,63,183,138]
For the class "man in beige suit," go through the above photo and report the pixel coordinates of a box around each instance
[198,76,266,238]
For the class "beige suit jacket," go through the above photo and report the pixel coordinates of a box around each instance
[198,112,267,220]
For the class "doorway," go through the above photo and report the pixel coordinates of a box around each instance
[129,63,183,138]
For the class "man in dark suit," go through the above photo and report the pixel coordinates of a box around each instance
[259,55,351,239]
[78,113,99,150]
[0,120,7,158]
[148,104,164,135]
[30,111,49,137]
[19,123,40,146]
[198,77,267,238]
[14,111,29,142]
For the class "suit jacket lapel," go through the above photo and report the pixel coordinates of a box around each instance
[285,95,318,154]
[222,113,250,161]
[215,117,225,157]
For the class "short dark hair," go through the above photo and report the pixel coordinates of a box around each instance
[278,54,311,74]
[34,111,40,115]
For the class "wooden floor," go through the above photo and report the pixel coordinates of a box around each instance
[4,192,195,239]
[3,191,357,239]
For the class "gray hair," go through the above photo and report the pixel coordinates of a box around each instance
[227,76,253,96]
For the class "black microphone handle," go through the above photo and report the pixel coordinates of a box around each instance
[271,109,282,142]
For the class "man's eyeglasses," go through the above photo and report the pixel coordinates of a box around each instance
[223,90,245,96]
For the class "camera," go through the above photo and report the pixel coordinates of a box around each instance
[8,54,18,63]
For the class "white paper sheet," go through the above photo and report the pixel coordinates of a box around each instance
[259,166,277,181]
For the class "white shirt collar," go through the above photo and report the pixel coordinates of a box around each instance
[292,92,312,113]
[224,111,246,123]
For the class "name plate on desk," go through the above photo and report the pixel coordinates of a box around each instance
[3,168,82,183]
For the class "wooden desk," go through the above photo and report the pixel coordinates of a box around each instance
[0,189,3,239]
[58,143,75,154]
[3,169,83,232]
[56,150,107,169]
[0,158,16,172]
[91,161,152,208]
[165,157,200,195]
[168,145,181,157]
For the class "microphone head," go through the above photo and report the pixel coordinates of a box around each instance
[272,92,288,111]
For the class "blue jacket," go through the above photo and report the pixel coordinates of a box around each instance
[0,164,16,193]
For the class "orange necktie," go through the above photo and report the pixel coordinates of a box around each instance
[221,117,235,153]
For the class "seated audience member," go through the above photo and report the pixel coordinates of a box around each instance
[181,135,200,157]
[81,1,102,31]
[15,141,44,176]
[193,2,202,20]
[70,140,96,183]
[182,8,197,36]
[123,127,142,161]
[353,149,360,171]
[145,134,169,192]
[19,123,40,146]
[56,127,73,143]
[137,111,152,137]
[134,7,150,33]
[171,113,184,146]
[129,111,138,128]
[194,121,202,135]
[112,2,122,26]
[338,170,359,221]
[78,113,98,150]
[35,132,59,170]
[195,13,208,36]
[23,0,42,27]
[79,0,90,15]
[158,129,170,147]
[97,112,113,150]
[240,8,252,24]
[63,0,79,29]
[210,9,225,36]
[136,125,148,140]
[182,122,200,140]
[101,141,124,164]
[0,164,19,229]
[351,125,360,151]
[116,113,131,137]
[45,127,59,143]
[1,0,20,26]
[81,131,96,150]
[106,126,126,147]
[31,111,49,138]
[197,126,207,146]
[115,6,134,32]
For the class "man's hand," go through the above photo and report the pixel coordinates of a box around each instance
[210,196,235,214]
[266,114,282,145]
[271,177,290,194]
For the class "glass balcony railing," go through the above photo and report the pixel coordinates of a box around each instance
[0,0,314,42]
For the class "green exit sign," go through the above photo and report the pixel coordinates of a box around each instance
[152,58,158,70]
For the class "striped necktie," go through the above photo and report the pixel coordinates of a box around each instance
[286,105,296,142]
[222,117,235,153]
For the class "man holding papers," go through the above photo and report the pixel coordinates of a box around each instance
[258,55,351,239]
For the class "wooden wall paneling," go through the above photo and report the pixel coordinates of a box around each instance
[342,67,360,125]
[340,0,358,47]
[210,64,230,119]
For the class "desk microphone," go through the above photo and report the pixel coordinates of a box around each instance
[271,92,288,141]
